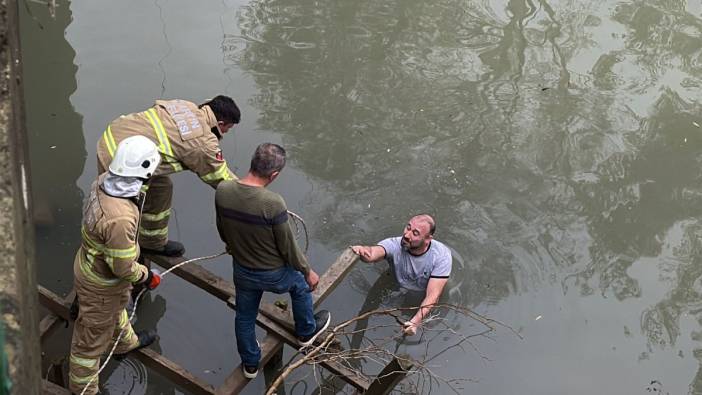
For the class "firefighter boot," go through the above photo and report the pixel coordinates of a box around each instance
[114,330,158,360]
[141,240,185,257]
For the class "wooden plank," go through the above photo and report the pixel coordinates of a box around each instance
[133,349,215,395]
[46,358,66,388]
[145,256,295,332]
[254,314,371,391]
[146,250,359,332]
[42,379,71,395]
[214,334,283,395]
[216,314,370,395]
[145,250,365,392]
[312,248,359,306]
[39,314,61,340]
[145,255,235,303]
[364,355,415,395]
[143,257,297,395]
[38,286,71,321]
[37,286,215,395]
[262,342,284,389]
[40,290,75,341]
[145,256,297,394]
[145,248,358,309]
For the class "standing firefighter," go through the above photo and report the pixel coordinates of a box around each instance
[96,96,240,257]
[70,136,163,395]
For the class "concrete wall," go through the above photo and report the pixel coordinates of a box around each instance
[0,0,42,393]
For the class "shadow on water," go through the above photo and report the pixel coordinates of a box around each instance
[20,0,85,297]
[19,2,177,393]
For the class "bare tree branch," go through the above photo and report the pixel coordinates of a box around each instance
[265,303,519,394]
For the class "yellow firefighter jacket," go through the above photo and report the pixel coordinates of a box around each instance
[73,174,149,295]
[97,99,236,186]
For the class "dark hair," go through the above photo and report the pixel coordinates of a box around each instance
[250,143,286,177]
[200,95,241,124]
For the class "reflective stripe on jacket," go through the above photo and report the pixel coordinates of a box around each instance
[73,174,148,293]
[97,99,236,187]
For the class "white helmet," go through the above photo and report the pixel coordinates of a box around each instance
[109,135,161,179]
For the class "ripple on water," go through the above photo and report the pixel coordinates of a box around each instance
[101,357,148,395]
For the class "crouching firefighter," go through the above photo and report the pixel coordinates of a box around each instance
[69,136,163,395]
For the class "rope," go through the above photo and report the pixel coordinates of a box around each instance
[287,210,309,254]
[79,251,226,395]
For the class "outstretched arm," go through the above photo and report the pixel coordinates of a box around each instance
[184,143,237,188]
[350,245,386,263]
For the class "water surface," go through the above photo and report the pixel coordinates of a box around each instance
[22,0,702,393]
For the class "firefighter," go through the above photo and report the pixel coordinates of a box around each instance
[96,95,240,257]
[69,136,163,395]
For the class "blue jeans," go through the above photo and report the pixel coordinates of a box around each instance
[232,263,316,367]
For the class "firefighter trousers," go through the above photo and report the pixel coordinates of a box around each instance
[68,288,139,395]
[138,175,173,250]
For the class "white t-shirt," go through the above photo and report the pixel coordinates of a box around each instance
[378,237,452,291]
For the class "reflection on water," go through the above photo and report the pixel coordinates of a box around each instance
[231,0,702,392]
[22,0,702,393]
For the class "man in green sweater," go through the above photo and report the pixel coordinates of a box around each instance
[215,143,330,379]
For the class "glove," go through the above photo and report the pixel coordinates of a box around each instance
[145,269,162,290]
[402,321,418,336]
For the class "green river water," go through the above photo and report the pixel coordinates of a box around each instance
[20,0,702,393]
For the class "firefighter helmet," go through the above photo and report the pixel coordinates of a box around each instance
[109,135,160,179]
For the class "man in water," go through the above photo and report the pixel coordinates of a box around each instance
[351,214,452,335]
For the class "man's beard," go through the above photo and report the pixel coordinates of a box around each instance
[401,238,418,251]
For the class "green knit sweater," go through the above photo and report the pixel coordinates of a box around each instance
[215,180,310,274]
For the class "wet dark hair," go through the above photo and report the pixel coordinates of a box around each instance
[200,95,241,124]
[250,143,286,177]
